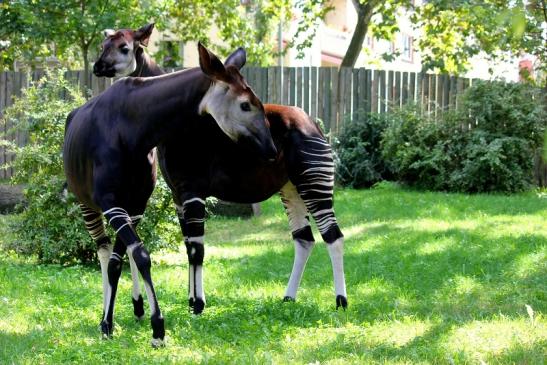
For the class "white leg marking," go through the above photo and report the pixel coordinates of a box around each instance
[188,264,195,301]
[127,249,142,301]
[97,244,113,314]
[327,238,347,297]
[144,281,158,316]
[285,239,314,299]
[194,265,206,303]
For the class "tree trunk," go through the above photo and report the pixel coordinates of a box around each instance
[340,1,376,68]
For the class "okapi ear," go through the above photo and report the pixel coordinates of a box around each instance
[103,29,116,38]
[198,42,227,81]
[224,47,246,70]
[135,23,155,47]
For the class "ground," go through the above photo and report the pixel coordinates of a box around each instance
[0,184,545,364]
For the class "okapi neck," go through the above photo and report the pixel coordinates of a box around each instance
[119,68,211,153]
[132,47,164,77]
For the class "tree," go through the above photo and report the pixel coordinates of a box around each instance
[0,0,158,88]
[340,0,546,76]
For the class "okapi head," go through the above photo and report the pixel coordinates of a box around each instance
[93,23,155,77]
[198,43,276,161]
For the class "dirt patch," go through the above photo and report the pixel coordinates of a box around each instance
[0,185,25,214]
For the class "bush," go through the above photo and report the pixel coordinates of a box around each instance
[1,69,176,264]
[381,81,545,193]
[334,110,393,188]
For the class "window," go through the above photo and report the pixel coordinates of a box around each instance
[400,34,413,62]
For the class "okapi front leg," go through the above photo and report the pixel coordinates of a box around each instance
[280,182,316,302]
[176,196,206,314]
[103,206,165,347]
[128,214,145,320]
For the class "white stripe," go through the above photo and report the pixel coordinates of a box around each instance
[301,150,333,158]
[183,197,205,206]
[115,222,131,234]
[103,207,128,215]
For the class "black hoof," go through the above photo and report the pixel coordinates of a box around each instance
[188,297,194,309]
[151,315,165,342]
[336,295,348,310]
[100,320,113,339]
[193,298,205,315]
[283,296,295,302]
[133,295,145,320]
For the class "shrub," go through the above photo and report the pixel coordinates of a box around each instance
[334,110,393,188]
[381,81,545,193]
[1,69,176,264]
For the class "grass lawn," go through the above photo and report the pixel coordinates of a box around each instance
[0,184,545,364]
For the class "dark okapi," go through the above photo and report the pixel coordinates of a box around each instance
[93,24,347,315]
[66,41,276,347]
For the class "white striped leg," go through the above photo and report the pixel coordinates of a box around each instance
[79,204,112,319]
[327,237,347,307]
[176,198,206,314]
[280,182,316,302]
[284,238,314,300]
[293,137,347,309]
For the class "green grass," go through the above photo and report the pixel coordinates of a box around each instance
[1,184,546,364]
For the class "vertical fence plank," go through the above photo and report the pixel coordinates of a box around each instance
[267,67,275,104]
[378,70,386,113]
[282,67,290,105]
[342,67,352,129]
[370,70,378,113]
[304,67,310,114]
[449,76,457,110]
[330,68,338,134]
[357,68,366,112]
[422,73,430,114]
[352,69,359,118]
[394,71,401,108]
[288,68,296,106]
[311,67,318,120]
[364,70,371,113]
[387,71,394,110]
[402,72,409,105]
[296,67,303,108]
[317,68,326,128]
[409,72,416,103]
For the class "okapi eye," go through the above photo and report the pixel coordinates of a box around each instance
[240,102,251,112]
[120,46,130,55]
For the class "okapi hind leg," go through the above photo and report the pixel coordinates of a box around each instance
[288,134,348,310]
[280,182,315,302]
[79,204,113,328]
[102,206,165,347]
[175,196,206,315]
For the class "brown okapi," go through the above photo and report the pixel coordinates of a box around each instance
[93,24,347,316]
[65,42,276,347]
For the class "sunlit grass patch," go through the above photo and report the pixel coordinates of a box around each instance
[1,186,546,364]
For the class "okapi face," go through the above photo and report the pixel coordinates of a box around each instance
[93,23,154,77]
[198,43,277,161]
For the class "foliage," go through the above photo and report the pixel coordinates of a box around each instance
[0,0,159,86]
[334,110,393,188]
[0,69,177,264]
[341,1,546,77]
[381,81,545,193]
[1,187,546,363]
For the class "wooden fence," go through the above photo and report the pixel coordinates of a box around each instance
[1,68,545,184]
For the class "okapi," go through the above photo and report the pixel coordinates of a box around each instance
[93,24,347,316]
[65,41,276,347]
